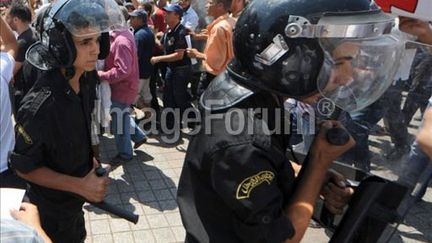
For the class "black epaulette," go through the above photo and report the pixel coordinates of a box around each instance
[25,87,52,118]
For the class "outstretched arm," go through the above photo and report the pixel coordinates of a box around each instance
[0,16,17,58]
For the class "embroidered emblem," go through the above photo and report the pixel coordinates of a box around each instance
[168,37,175,46]
[16,124,32,145]
[236,171,275,199]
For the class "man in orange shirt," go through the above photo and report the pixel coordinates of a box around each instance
[186,0,234,96]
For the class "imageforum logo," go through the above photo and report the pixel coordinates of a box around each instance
[317,97,336,117]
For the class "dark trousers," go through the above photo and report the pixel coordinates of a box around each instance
[149,68,161,121]
[343,82,409,169]
[402,86,432,125]
[196,72,216,98]
[383,82,409,148]
[163,66,193,129]
[41,211,86,243]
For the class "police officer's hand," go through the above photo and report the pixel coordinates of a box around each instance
[150,56,160,65]
[310,121,356,167]
[155,31,164,40]
[186,48,199,58]
[399,16,432,45]
[80,161,110,203]
[320,169,354,214]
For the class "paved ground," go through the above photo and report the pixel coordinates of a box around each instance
[83,127,431,243]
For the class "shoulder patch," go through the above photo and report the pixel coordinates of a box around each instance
[16,124,33,144]
[236,171,275,200]
[27,88,51,117]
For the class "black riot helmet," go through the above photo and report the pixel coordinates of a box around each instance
[202,0,406,112]
[26,0,127,71]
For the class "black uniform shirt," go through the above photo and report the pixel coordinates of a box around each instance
[10,69,95,218]
[177,92,296,243]
[162,23,191,68]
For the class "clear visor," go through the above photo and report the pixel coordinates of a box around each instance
[316,34,405,112]
[52,0,127,37]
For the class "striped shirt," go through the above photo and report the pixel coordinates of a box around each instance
[1,219,44,243]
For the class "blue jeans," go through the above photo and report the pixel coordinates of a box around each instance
[111,101,147,159]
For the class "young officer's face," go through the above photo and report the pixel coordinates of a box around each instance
[72,31,101,72]
[324,42,359,92]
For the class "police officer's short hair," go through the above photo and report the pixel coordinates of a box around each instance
[9,3,32,23]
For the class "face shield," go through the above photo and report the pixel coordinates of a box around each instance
[47,0,127,37]
[286,12,406,112]
[316,35,404,112]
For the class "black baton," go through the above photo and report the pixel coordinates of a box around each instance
[90,167,139,224]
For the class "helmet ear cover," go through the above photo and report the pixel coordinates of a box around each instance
[98,32,110,60]
[46,20,77,68]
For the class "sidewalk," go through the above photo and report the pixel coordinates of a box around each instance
[84,132,432,243]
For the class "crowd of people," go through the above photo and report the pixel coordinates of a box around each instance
[0,0,431,242]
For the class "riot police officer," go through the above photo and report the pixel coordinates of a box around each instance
[177,0,408,242]
[9,0,126,242]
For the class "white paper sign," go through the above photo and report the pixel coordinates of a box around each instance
[185,35,198,65]
[394,48,417,81]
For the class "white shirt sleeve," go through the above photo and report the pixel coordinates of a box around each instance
[0,52,15,84]
[181,8,199,31]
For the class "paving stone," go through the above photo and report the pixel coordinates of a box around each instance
[145,171,162,180]
[142,201,163,215]
[133,180,151,191]
[133,230,155,242]
[148,179,167,190]
[171,226,186,242]
[146,214,170,228]
[138,190,157,203]
[152,228,176,243]
[129,216,150,230]
[110,218,131,233]
[164,212,183,226]
[91,234,114,243]
[90,219,111,235]
[112,232,134,243]
[158,200,178,212]
[154,189,174,201]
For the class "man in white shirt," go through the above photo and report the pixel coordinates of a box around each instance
[178,0,198,31]
[0,15,24,188]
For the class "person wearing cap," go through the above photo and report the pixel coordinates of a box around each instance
[129,9,155,118]
[177,0,198,31]
[8,0,125,241]
[150,4,194,130]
